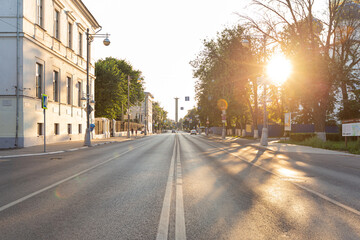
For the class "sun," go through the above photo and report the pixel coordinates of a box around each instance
[266,54,292,85]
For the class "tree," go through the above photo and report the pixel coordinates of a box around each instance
[152,101,168,132]
[190,25,256,133]
[240,0,360,140]
[95,57,144,120]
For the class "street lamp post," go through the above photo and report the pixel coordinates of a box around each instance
[260,81,268,146]
[84,28,110,147]
[127,75,131,138]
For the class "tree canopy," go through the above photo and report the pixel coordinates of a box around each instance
[95,57,144,120]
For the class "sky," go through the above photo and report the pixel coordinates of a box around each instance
[82,0,252,121]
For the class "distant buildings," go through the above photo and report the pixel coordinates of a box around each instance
[128,92,154,134]
[0,0,100,148]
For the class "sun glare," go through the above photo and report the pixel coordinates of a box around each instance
[266,55,292,85]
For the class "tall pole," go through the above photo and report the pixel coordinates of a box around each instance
[260,84,268,146]
[145,93,147,135]
[260,35,268,146]
[15,0,20,147]
[84,28,91,146]
[127,76,130,138]
[175,97,179,128]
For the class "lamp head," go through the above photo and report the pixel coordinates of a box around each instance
[242,39,250,48]
[103,37,110,46]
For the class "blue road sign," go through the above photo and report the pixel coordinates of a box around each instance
[41,94,48,109]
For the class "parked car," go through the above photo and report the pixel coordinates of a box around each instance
[190,129,197,135]
[172,129,176,133]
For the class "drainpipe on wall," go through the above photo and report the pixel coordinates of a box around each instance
[15,0,20,147]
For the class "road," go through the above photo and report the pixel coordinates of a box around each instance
[0,133,359,239]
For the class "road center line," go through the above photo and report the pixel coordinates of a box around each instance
[156,137,176,240]
[0,142,148,213]
[175,137,186,240]
[201,137,360,217]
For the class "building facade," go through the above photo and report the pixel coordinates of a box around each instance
[0,0,100,148]
[128,92,154,134]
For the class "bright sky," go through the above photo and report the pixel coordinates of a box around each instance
[83,0,252,120]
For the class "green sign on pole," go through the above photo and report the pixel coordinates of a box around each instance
[41,94,48,109]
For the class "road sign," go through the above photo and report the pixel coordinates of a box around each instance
[217,99,228,111]
[342,122,360,136]
[87,105,93,114]
[284,112,291,131]
[180,107,184,110]
[185,96,190,101]
[41,94,48,109]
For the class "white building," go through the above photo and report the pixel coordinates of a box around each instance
[0,0,101,148]
[128,92,154,134]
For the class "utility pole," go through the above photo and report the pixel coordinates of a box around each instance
[175,97,179,128]
[127,76,130,138]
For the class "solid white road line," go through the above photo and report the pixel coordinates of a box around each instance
[156,138,176,240]
[202,138,360,217]
[175,138,186,240]
[0,142,148,213]
[0,151,66,159]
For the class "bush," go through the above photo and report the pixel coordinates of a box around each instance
[326,133,342,141]
[289,133,315,141]
[302,136,324,148]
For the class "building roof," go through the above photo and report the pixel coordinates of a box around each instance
[74,0,101,30]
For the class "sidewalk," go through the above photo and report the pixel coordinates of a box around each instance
[0,135,144,158]
[203,134,356,156]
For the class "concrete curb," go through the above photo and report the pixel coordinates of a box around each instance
[201,134,358,156]
[0,140,126,159]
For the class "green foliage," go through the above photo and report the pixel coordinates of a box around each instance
[183,108,200,129]
[280,137,360,154]
[289,133,316,142]
[95,57,144,120]
[152,101,168,131]
[190,25,255,128]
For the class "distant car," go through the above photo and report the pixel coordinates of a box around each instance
[172,129,176,133]
[190,129,197,135]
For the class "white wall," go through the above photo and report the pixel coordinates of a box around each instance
[0,0,100,148]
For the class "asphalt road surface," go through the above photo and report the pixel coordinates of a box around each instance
[0,133,359,239]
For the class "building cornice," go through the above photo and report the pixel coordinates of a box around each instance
[53,0,65,9]
[72,0,101,30]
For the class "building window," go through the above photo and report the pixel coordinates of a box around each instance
[54,10,60,39]
[36,0,43,27]
[79,32,83,56]
[37,123,43,136]
[67,77,72,105]
[68,22,72,48]
[53,71,59,102]
[54,123,59,135]
[36,63,43,98]
[78,124,82,134]
[77,81,82,107]
[67,124,72,134]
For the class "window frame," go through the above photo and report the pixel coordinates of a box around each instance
[54,9,60,39]
[53,70,59,102]
[77,81,82,107]
[37,123,43,136]
[54,123,60,135]
[67,124,72,134]
[36,0,44,27]
[68,22,73,48]
[78,32,83,56]
[35,63,43,99]
[66,76,72,105]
